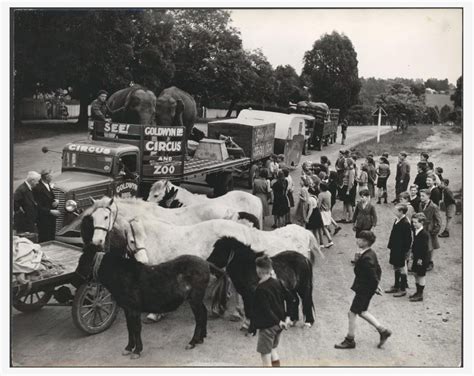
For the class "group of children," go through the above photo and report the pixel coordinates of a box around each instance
[248,149,457,365]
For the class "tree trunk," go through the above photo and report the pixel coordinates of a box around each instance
[77,92,90,128]
[225,99,237,118]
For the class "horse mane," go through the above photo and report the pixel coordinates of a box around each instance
[214,237,260,263]
[237,212,260,229]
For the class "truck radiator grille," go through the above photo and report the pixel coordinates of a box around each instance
[52,188,66,233]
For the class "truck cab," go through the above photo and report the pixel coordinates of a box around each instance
[53,140,140,243]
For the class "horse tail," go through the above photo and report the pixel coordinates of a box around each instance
[238,212,260,229]
[208,262,229,316]
[308,231,324,262]
[304,257,316,321]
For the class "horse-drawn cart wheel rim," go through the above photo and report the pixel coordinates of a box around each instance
[72,283,118,334]
[13,289,53,312]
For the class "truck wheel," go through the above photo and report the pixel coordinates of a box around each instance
[214,172,234,197]
[13,289,53,313]
[72,282,119,335]
[248,164,259,188]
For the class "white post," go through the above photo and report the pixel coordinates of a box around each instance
[377,107,382,143]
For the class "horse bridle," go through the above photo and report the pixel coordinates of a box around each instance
[93,201,119,234]
[126,218,147,256]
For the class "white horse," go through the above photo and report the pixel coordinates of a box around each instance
[72,196,258,232]
[90,197,321,264]
[147,180,264,229]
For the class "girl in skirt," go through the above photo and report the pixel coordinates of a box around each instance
[271,170,290,228]
[305,193,325,246]
[283,168,294,224]
[318,182,335,247]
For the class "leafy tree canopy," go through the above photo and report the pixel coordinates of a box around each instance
[302,31,361,117]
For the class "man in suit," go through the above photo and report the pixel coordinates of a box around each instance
[419,189,442,271]
[393,152,410,203]
[33,169,60,242]
[335,231,392,350]
[385,205,413,297]
[13,171,41,234]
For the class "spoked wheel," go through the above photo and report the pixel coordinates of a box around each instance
[72,282,119,335]
[13,289,53,312]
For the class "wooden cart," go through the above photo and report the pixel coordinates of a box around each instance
[12,240,119,335]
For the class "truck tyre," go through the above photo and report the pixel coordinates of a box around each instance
[214,172,234,197]
[248,164,259,188]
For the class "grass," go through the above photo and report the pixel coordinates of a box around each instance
[349,124,436,158]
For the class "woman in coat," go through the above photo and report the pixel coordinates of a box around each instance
[252,168,272,218]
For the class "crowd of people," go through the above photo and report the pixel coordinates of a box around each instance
[250,149,457,360]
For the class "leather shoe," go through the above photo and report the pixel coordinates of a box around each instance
[409,295,423,302]
[438,231,449,238]
[377,329,392,348]
[335,337,356,349]
[393,290,407,297]
[384,286,399,294]
[426,262,434,272]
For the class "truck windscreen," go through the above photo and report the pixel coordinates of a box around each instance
[63,151,113,174]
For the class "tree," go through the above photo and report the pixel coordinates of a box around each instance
[422,107,440,124]
[425,78,450,92]
[13,9,176,125]
[451,75,463,108]
[346,104,373,125]
[302,31,361,117]
[439,104,452,123]
[169,9,243,106]
[273,65,306,108]
[376,83,425,125]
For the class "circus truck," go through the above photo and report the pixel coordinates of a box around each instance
[43,120,273,243]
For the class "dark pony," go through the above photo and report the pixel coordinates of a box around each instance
[207,237,315,329]
[76,242,213,358]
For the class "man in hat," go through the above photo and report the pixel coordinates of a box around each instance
[90,90,111,122]
[13,171,41,234]
[33,169,60,242]
[340,119,348,145]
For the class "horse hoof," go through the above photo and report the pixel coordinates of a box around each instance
[122,350,132,356]
[185,343,196,350]
[130,353,141,360]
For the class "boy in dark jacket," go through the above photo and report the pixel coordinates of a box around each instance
[385,205,413,297]
[353,189,377,238]
[438,179,456,238]
[248,256,290,367]
[335,231,392,350]
[410,213,430,301]
[419,189,442,271]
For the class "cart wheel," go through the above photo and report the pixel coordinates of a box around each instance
[13,289,53,313]
[248,164,259,188]
[72,283,119,335]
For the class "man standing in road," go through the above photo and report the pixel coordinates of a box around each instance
[13,171,41,234]
[90,90,112,122]
[340,119,348,145]
[393,152,410,203]
[33,169,60,242]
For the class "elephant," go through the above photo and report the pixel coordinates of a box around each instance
[107,85,157,125]
[155,86,197,140]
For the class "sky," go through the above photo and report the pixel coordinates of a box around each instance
[229,8,463,84]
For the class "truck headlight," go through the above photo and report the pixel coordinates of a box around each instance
[65,200,77,212]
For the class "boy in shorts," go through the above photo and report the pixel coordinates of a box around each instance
[248,256,290,366]
[335,231,392,349]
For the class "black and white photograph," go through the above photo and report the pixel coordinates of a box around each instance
[3,2,471,370]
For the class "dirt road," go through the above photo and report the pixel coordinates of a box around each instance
[11,125,462,366]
